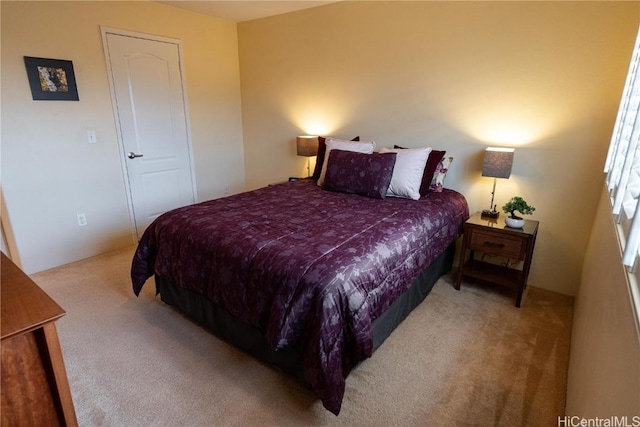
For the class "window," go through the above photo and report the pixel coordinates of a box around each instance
[605,26,640,269]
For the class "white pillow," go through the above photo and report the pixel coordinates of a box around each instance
[317,137,376,187]
[379,147,432,200]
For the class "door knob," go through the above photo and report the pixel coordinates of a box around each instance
[128,152,144,159]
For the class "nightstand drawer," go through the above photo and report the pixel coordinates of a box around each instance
[469,230,524,259]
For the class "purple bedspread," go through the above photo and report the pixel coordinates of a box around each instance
[131,179,468,414]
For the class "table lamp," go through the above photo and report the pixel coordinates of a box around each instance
[481,147,515,218]
[296,135,318,177]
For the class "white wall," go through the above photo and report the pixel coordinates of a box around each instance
[566,184,640,416]
[238,1,639,296]
[1,1,245,273]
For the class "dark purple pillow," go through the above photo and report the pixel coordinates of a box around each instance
[323,149,397,199]
[421,150,446,196]
[312,136,360,180]
[394,145,445,197]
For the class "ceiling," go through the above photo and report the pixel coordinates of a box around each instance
[158,1,339,23]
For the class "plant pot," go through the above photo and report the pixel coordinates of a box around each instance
[505,217,525,229]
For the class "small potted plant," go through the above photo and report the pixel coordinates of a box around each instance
[502,196,535,228]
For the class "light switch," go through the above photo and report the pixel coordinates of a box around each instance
[87,130,97,144]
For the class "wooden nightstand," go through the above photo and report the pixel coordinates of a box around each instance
[455,212,539,307]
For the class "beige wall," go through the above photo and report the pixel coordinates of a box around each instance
[238,1,639,296]
[1,1,245,273]
[2,0,639,295]
[566,184,640,416]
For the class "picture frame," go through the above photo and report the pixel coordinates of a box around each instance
[24,56,79,101]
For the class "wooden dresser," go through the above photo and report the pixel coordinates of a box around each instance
[1,253,78,426]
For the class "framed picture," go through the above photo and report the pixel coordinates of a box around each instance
[24,56,79,101]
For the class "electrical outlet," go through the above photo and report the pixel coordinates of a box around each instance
[224,185,229,195]
[77,213,87,226]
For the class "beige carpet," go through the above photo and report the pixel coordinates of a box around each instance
[31,246,573,426]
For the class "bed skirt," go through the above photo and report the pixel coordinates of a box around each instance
[155,241,456,385]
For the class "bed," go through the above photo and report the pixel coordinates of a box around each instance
[131,144,469,414]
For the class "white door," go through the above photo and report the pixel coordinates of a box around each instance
[102,29,196,239]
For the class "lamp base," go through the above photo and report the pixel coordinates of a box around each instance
[481,209,500,219]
